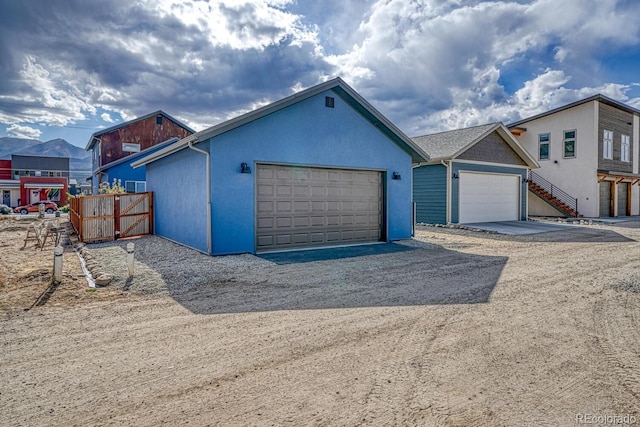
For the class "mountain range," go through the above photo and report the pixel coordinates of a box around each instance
[0,137,92,180]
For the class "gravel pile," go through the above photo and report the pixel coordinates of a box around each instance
[88,235,272,296]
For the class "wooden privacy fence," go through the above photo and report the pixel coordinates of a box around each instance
[69,192,153,242]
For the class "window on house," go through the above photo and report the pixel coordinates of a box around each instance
[538,133,550,160]
[14,170,19,178]
[125,181,146,193]
[48,171,54,177]
[122,142,141,152]
[156,115,163,125]
[25,170,31,176]
[621,134,630,162]
[563,130,576,158]
[603,129,613,159]
[35,170,41,176]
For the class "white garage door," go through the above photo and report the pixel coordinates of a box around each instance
[459,172,520,223]
[256,164,383,251]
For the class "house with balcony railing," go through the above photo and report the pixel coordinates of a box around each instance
[509,95,640,218]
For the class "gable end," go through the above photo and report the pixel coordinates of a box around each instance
[457,131,527,166]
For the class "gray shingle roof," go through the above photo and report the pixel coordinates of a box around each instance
[412,122,498,160]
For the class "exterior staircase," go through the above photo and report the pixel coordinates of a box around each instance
[527,171,582,218]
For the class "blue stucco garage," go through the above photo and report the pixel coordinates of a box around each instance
[133,78,429,255]
[412,122,538,225]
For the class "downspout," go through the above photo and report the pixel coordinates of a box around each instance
[188,138,212,254]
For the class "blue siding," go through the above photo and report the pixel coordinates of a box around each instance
[146,142,209,253]
[150,89,414,255]
[450,162,528,223]
[413,164,447,224]
[96,143,174,194]
[101,162,147,186]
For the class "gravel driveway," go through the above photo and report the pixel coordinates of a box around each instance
[2,221,639,426]
[88,235,510,313]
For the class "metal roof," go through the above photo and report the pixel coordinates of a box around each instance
[132,77,430,168]
[85,110,195,150]
[95,137,179,173]
[508,94,640,128]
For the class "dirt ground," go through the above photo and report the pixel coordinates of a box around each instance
[1,216,639,426]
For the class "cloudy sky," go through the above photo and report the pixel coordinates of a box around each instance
[1,0,639,148]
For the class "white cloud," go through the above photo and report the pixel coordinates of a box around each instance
[9,56,98,126]
[144,0,318,51]
[6,124,42,139]
[100,113,114,123]
[1,0,639,143]
[324,0,640,135]
[409,68,638,135]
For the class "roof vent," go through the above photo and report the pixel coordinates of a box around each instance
[325,96,335,108]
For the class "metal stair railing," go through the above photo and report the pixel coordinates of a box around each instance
[527,170,579,217]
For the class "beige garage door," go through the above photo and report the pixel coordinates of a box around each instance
[256,164,383,251]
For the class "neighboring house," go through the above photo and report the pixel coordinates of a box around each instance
[509,95,640,218]
[412,122,539,225]
[0,159,18,206]
[93,137,179,193]
[86,110,194,194]
[11,155,70,206]
[132,77,429,255]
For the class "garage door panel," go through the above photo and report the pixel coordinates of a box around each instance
[257,235,273,247]
[257,201,274,213]
[257,164,383,251]
[294,185,308,197]
[311,216,324,226]
[459,172,519,223]
[257,184,274,196]
[276,169,292,180]
[257,217,273,229]
[276,201,292,212]
[276,185,291,196]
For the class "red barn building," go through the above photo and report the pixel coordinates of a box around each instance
[86,111,194,193]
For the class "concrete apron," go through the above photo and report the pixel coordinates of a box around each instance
[461,220,578,235]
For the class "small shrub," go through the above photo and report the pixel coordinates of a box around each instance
[99,179,125,194]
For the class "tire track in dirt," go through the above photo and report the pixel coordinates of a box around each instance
[356,314,442,426]
[593,290,640,406]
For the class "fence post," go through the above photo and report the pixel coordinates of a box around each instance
[79,196,84,242]
[114,194,120,240]
[148,192,154,235]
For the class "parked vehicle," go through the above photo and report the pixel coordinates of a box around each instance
[14,201,58,215]
[0,204,12,215]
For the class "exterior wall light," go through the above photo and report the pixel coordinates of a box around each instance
[241,162,252,174]
[392,171,401,180]
[452,173,459,179]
